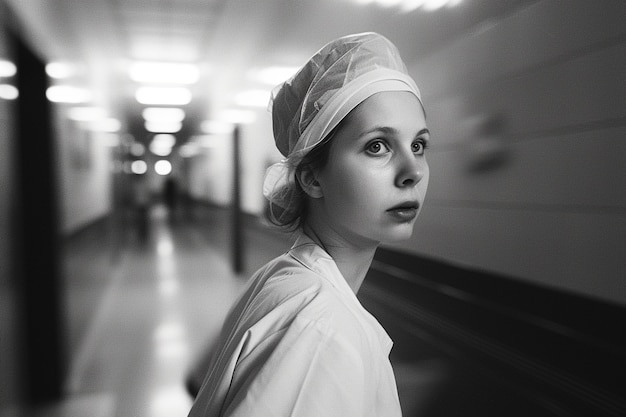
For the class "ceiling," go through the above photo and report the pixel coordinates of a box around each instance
[5,0,537,145]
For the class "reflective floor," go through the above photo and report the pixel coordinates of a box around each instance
[52,204,285,417]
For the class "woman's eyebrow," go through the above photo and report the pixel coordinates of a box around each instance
[416,128,430,138]
[359,126,430,138]
[359,126,397,138]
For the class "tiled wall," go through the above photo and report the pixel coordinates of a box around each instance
[393,0,625,304]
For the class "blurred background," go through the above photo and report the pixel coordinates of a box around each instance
[0,0,624,416]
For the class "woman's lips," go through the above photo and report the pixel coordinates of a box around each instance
[386,201,419,222]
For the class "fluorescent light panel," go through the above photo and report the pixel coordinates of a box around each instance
[129,61,199,84]
[150,143,173,156]
[145,120,183,133]
[136,87,192,105]
[131,160,148,174]
[154,160,172,176]
[46,86,92,103]
[0,84,18,100]
[46,62,79,79]
[149,133,176,156]
[0,60,16,77]
[152,134,177,148]
[142,107,186,122]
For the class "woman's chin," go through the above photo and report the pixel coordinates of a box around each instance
[379,224,415,243]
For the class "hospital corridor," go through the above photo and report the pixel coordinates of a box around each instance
[1,0,625,416]
[29,202,567,416]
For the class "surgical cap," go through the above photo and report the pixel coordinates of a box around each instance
[263,32,422,222]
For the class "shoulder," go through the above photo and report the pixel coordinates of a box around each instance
[234,243,371,344]
[250,252,339,316]
[240,252,350,323]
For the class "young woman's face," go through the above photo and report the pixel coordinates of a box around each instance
[314,90,429,246]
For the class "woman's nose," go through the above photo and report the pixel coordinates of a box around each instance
[395,152,426,188]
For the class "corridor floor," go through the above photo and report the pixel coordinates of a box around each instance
[47,204,293,417]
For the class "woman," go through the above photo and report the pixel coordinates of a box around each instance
[188,32,429,417]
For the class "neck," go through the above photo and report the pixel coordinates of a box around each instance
[302,222,378,294]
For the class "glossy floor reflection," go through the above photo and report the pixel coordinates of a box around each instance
[58,204,277,417]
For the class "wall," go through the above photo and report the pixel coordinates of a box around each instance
[187,133,234,206]
[0,6,21,412]
[187,109,278,214]
[240,113,277,214]
[53,107,114,234]
[388,0,625,305]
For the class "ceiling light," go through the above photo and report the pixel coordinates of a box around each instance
[152,134,177,148]
[0,84,18,100]
[129,61,199,84]
[136,87,192,105]
[150,143,173,156]
[46,86,92,103]
[234,90,271,108]
[150,133,176,157]
[154,160,173,176]
[46,62,79,79]
[145,120,183,133]
[0,60,16,77]
[131,160,148,175]
[142,107,186,122]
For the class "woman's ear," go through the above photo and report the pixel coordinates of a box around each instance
[296,166,323,199]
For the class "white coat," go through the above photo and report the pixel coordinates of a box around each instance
[187,233,402,417]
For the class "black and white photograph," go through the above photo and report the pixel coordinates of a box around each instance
[0,1,624,416]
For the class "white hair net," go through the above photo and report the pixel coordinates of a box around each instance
[263,32,422,225]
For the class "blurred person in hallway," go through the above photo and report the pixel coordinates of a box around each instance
[132,173,151,243]
[188,32,429,417]
[163,176,180,224]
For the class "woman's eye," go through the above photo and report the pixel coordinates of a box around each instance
[366,140,389,155]
[412,139,427,155]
